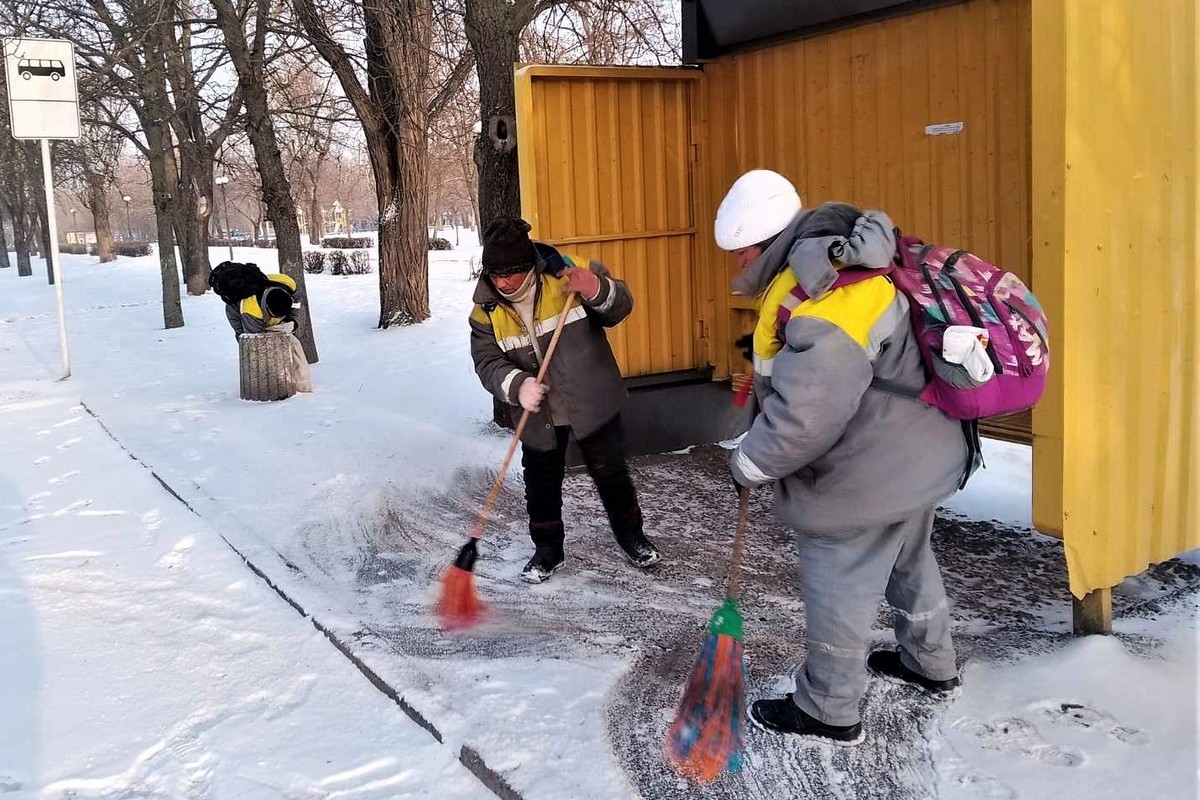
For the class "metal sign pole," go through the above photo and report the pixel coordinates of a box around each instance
[41,137,70,379]
[6,37,79,380]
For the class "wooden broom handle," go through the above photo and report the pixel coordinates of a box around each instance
[471,293,579,538]
[726,487,751,599]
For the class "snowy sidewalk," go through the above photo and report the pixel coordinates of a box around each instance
[0,373,492,797]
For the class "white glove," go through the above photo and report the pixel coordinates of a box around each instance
[518,377,549,412]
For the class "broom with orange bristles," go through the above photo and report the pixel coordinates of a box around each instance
[663,485,752,783]
[437,293,579,631]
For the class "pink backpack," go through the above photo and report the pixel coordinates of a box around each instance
[882,235,1049,420]
[779,235,1050,421]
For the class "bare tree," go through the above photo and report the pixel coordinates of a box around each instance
[23,141,57,284]
[2,142,35,277]
[465,0,678,227]
[211,0,318,363]
[523,1,677,65]
[291,0,443,327]
[270,59,348,245]
[55,109,124,263]
[429,80,480,232]
[0,59,35,276]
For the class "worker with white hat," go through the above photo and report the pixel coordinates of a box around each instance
[714,170,968,745]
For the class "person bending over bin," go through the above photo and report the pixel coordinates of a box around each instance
[468,216,660,584]
[210,261,311,392]
[717,170,969,744]
[209,261,299,338]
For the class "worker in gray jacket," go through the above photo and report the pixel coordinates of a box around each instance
[718,170,970,744]
[469,216,660,583]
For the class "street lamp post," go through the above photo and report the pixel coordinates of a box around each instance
[122,195,132,241]
[69,208,76,242]
[214,176,233,261]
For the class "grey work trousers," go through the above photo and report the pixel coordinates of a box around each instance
[790,506,957,726]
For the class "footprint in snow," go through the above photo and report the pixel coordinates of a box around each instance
[33,457,49,466]
[1036,701,1150,745]
[954,715,1085,767]
[52,498,93,517]
[55,436,82,450]
[48,470,81,485]
[935,723,1017,798]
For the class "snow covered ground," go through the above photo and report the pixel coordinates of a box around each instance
[0,242,1195,800]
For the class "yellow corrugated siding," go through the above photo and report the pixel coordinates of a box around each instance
[699,0,1032,381]
[514,66,705,378]
[1032,0,1199,597]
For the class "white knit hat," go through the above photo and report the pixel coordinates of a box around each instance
[714,170,803,251]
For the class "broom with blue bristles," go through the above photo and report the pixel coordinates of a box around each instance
[664,486,751,783]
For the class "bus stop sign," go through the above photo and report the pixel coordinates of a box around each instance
[4,38,79,140]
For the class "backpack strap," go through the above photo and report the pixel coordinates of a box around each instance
[789,265,888,304]
[869,376,922,399]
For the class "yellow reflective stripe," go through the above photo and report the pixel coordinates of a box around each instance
[500,369,522,398]
[241,295,264,320]
[793,277,897,351]
[497,333,530,353]
[487,306,525,342]
[494,303,587,352]
[267,273,296,291]
[535,303,587,337]
[591,276,618,313]
[754,270,898,359]
[483,273,584,352]
[753,269,797,362]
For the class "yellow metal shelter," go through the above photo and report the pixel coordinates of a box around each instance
[515,67,706,379]
[1031,0,1198,610]
[513,0,1198,623]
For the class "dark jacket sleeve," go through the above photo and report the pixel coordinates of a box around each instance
[225,303,245,337]
[469,309,533,405]
[731,316,873,485]
[580,259,633,327]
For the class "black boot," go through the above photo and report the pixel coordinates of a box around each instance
[520,544,565,584]
[867,649,961,696]
[749,694,864,745]
[577,416,660,569]
[522,519,565,584]
[615,528,661,568]
[611,508,660,568]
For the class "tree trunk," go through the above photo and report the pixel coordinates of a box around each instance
[466,1,527,228]
[140,114,185,327]
[292,0,433,328]
[171,157,211,295]
[307,185,322,244]
[24,143,56,285]
[136,30,186,329]
[213,0,318,362]
[9,200,32,277]
[163,0,212,296]
[85,169,117,263]
[0,146,33,276]
[370,0,432,328]
[371,133,430,328]
[148,146,186,330]
[36,205,55,285]
[0,207,10,268]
